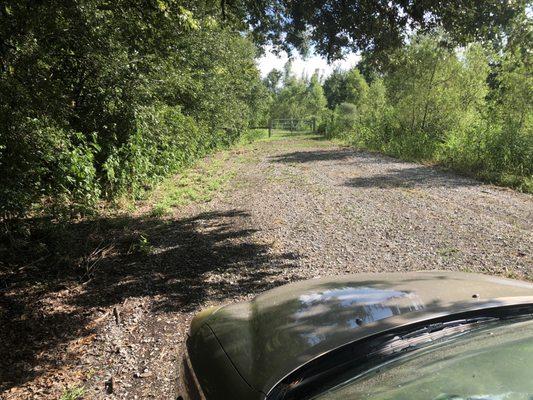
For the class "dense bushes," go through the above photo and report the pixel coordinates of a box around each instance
[101,106,204,198]
[0,1,267,220]
[0,117,101,219]
[326,33,532,191]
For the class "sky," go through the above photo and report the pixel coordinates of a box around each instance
[256,46,360,79]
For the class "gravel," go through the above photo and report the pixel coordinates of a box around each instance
[4,135,531,399]
[83,136,533,399]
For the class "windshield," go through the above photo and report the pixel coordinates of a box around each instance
[315,319,533,400]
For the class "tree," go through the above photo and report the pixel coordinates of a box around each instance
[0,1,268,219]
[264,69,283,94]
[488,16,533,177]
[344,68,369,107]
[326,32,532,189]
[323,67,368,109]
[323,69,348,109]
[270,66,327,128]
[304,72,327,119]
[226,0,527,62]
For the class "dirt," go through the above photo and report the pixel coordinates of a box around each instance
[1,134,532,399]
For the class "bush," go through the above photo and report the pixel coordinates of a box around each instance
[102,105,205,198]
[327,34,532,192]
[0,3,269,221]
[0,117,99,220]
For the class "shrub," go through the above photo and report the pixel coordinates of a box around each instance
[0,117,99,220]
[326,34,532,192]
[102,105,203,198]
[0,3,269,221]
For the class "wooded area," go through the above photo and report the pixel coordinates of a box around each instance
[0,1,532,398]
[1,1,530,226]
[0,2,270,223]
[320,29,531,191]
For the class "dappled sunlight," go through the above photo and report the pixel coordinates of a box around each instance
[0,209,300,393]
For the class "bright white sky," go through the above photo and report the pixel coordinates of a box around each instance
[256,46,360,79]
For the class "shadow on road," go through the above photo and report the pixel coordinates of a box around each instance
[0,209,298,391]
[344,166,480,189]
[271,149,356,164]
[271,149,480,189]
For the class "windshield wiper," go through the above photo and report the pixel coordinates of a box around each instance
[403,316,497,337]
[363,317,499,364]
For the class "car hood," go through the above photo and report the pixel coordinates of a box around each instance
[205,271,533,395]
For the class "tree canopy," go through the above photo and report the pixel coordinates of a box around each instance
[227,0,528,61]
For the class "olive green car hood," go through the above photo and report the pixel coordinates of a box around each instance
[205,271,533,395]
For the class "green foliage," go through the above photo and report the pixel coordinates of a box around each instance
[344,69,369,106]
[130,234,153,256]
[101,105,205,198]
[0,117,100,219]
[269,64,328,125]
[328,32,532,191]
[331,103,358,137]
[60,386,85,400]
[323,67,369,109]
[149,154,236,217]
[323,69,347,109]
[237,0,526,61]
[240,128,270,143]
[1,1,529,222]
[264,69,283,94]
[0,1,269,220]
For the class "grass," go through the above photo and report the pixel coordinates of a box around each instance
[148,153,237,217]
[60,386,85,400]
[239,128,270,143]
[147,129,332,217]
[252,128,326,142]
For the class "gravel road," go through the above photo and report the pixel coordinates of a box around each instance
[96,134,530,399]
[4,134,531,399]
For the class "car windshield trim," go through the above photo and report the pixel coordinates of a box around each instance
[265,304,533,400]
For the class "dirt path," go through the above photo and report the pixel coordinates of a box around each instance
[2,134,532,399]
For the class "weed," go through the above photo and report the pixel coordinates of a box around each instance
[60,386,85,400]
[130,234,152,255]
[438,247,460,257]
[147,156,236,217]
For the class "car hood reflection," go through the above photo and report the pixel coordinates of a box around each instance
[294,286,424,345]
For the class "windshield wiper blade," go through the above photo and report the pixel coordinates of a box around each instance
[401,316,498,339]
[366,317,500,358]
